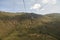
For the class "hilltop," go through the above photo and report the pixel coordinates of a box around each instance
[0,11,60,40]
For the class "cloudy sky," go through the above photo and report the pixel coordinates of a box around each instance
[0,0,60,14]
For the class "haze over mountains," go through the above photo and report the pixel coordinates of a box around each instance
[0,11,60,40]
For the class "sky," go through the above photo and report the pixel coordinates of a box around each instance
[0,0,60,14]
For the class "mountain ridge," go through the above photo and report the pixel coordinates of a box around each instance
[0,12,60,40]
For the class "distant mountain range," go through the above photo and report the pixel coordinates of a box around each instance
[0,11,60,40]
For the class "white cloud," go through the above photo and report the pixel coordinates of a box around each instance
[31,0,35,2]
[41,9,45,11]
[51,0,56,4]
[42,0,56,4]
[30,4,41,9]
[42,0,48,4]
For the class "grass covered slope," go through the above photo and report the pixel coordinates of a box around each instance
[0,11,60,40]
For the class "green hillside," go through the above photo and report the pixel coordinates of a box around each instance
[0,11,60,40]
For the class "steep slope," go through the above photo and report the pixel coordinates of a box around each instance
[0,12,59,40]
[44,13,60,40]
